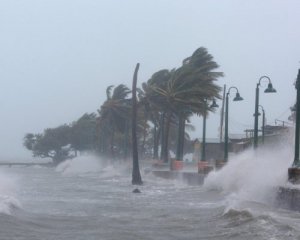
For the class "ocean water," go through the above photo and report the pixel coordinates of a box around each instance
[0,150,300,240]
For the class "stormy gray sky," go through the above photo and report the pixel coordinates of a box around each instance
[0,0,299,160]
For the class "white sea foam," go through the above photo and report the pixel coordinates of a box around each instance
[56,155,103,175]
[100,165,122,178]
[0,171,21,214]
[204,144,293,208]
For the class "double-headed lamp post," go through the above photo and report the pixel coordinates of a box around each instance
[224,87,243,162]
[254,76,276,148]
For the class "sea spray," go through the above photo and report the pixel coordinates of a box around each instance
[0,170,21,214]
[55,155,128,178]
[56,155,103,175]
[204,145,293,210]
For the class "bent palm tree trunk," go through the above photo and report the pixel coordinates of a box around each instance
[153,122,159,159]
[160,112,166,161]
[176,113,185,161]
[132,63,143,185]
[124,120,129,161]
[162,111,171,163]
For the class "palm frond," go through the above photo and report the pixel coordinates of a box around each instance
[106,85,114,100]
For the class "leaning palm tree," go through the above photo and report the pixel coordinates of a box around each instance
[98,84,131,160]
[131,63,143,185]
[147,47,223,164]
[141,69,173,162]
[173,48,223,164]
[138,80,164,160]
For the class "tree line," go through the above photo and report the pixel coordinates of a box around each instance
[23,47,223,166]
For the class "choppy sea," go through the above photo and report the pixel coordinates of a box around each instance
[1,147,300,240]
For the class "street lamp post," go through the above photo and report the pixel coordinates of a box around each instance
[224,87,243,162]
[201,99,219,161]
[258,105,265,144]
[254,76,276,148]
[198,99,218,173]
[288,69,300,183]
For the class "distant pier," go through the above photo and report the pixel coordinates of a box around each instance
[0,162,53,167]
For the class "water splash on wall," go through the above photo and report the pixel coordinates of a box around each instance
[204,144,293,210]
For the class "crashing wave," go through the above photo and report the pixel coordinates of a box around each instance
[0,171,21,215]
[204,146,293,206]
[55,156,103,175]
[55,155,125,176]
[0,195,21,215]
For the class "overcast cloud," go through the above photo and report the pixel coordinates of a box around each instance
[0,0,299,160]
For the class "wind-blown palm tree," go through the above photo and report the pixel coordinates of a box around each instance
[173,47,223,162]
[141,69,173,162]
[138,78,165,160]
[145,47,223,164]
[97,84,131,160]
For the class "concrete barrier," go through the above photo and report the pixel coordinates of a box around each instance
[152,170,205,185]
[276,186,300,211]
